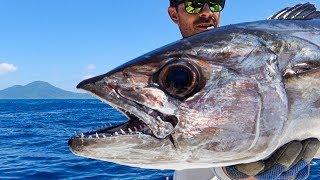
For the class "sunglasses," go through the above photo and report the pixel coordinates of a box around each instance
[176,0,225,14]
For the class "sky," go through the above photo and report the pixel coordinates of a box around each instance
[0,0,319,92]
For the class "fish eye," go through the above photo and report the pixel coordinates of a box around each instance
[157,61,201,100]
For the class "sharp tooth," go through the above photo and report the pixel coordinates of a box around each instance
[140,125,143,129]
[102,134,107,138]
[114,132,119,136]
[157,116,163,121]
[95,133,99,139]
[81,133,84,138]
[148,110,153,115]
[112,89,120,98]
[88,135,92,139]
[134,127,138,131]
[120,129,126,135]
[128,128,133,133]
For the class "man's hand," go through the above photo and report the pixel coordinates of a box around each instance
[224,138,320,180]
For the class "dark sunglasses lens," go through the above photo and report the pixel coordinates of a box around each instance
[209,0,225,12]
[185,0,225,14]
[185,0,204,14]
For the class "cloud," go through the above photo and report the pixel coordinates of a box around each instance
[86,64,96,70]
[0,63,18,74]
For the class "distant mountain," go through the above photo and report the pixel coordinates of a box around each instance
[0,81,94,99]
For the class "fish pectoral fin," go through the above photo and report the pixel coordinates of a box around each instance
[283,61,320,79]
[268,3,320,20]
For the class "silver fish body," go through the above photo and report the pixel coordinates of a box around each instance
[69,19,320,170]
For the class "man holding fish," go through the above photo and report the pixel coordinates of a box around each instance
[168,0,320,179]
[69,1,320,180]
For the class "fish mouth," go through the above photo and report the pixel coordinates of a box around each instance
[69,108,177,142]
[69,82,178,148]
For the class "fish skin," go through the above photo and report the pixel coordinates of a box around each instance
[69,19,320,170]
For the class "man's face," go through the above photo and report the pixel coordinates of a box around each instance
[168,3,221,38]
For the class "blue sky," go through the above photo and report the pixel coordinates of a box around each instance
[0,0,319,92]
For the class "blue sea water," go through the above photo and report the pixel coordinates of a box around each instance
[0,99,319,179]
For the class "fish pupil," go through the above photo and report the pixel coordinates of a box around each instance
[166,67,191,91]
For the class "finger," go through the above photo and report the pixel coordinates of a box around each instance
[300,138,320,163]
[289,138,320,169]
[278,138,319,179]
[263,141,302,171]
[278,160,308,179]
[224,166,250,179]
[255,141,302,179]
[295,165,310,180]
[235,161,265,176]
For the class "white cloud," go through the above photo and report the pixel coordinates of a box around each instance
[86,64,96,70]
[0,63,18,74]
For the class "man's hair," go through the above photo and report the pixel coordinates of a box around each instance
[169,0,182,7]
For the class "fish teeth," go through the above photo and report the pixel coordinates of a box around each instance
[111,89,120,98]
[81,133,84,138]
[120,129,126,135]
[114,132,119,136]
[134,127,138,132]
[95,133,99,139]
[102,134,107,138]
[88,135,92,139]
[157,116,163,121]
[148,110,153,115]
[128,128,133,133]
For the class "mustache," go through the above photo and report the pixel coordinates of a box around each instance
[193,17,217,27]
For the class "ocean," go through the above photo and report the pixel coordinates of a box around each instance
[0,99,319,179]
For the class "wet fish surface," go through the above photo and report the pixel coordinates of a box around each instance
[69,3,320,170]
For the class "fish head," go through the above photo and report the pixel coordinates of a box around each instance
[69,26,290,169]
